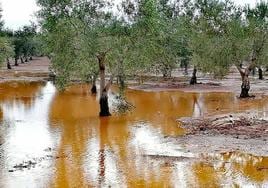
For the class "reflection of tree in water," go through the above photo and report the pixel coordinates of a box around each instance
[47,83,268,187]
[0,81,44,152]
[191,161,221,187]
[48,85,175,186]
[221,152,268,184]
[48,84,100,187]
[98,118,108,187]
[0,81,44,108]
[189,152,268,187]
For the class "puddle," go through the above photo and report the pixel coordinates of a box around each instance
[0,81,267,187]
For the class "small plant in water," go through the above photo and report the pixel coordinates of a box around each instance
[112,94,135,115]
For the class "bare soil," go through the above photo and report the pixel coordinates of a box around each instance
[0,57,51,82]
[174,113,268,156]
[130,66,268,97]
[179,113,268,139]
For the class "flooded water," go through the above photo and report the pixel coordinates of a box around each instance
[0,81,268,188]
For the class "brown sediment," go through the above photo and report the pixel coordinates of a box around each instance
[178,113,268,139]
[0,57,51,82]
[129,82,225,92]
[172,113,268,156]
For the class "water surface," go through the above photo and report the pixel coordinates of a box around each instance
[0,81,268,187]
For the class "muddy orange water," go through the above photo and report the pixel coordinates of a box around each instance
[0,81,268,188]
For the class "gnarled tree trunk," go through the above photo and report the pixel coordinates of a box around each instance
[91,74,97,94]
[237,64,253,98]
[240,72,250,98]
[98,53,112,117]
[258,67,263,80]
[20,57,24,64]
[14,58,19,66]
[7,58,11,69]
[190,66,197,85]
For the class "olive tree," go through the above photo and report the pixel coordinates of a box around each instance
[0,37,14,69]
[190,0,259,97]
[245,1,268,80]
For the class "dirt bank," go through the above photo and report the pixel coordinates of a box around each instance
[129,66,268,97]
[174,113,268,156]
[0,57,51,82]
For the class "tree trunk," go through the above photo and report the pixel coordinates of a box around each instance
[14,58,19,66]
[240,74,250,98]
[184,63,188,75]
[20,57,24,64]
[29,56,33,61]
[162,64,172,78]
[190,67,197,85]
[258,67,263,80]
[252,67,255,76]
[91,75,97,94]
[25,57,29,62]
[238,66,251,98]
[7,58,11,69]
[99,90,111,116]
[98,53,111,117]
[118,60,126,96]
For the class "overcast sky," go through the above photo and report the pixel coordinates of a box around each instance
[1,0,258,30]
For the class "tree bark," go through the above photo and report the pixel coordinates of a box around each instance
[258,67,263,80]
[7,58,11,69]
[162,64,172,78]
[14,58,19,66]
[237,65,252,98]
[190,67,197,85]
[240,73,250,98]
[98,53,111,117]
[20,57,24,64]
[91,75,97,94]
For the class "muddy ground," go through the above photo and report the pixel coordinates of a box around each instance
[0,57,51,82]
[174,113,268,156]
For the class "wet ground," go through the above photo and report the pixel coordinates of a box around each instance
[0,57,50,82]
[0,81,268,187]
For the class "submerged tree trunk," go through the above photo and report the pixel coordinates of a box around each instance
[20,57,24,64]
[98,53,112,117]
[7,58,11,69]
[258,67,263,80]
[190,67,197,85]
[14,58,19,66]
[99,89,110,117]
[91,75,97,94]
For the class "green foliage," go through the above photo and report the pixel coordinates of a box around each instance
[12,24,41,60]
[190,0,251,78]
[37,0,268,87]
[245,1,268,67]
[0,37,14,64]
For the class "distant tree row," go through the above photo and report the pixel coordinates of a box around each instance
[37,0,268,116]
[0,7,44,69]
